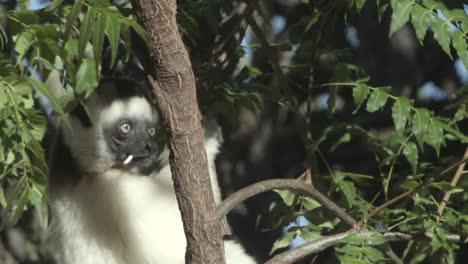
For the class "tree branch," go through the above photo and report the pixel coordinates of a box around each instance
[214,178,356,227]
[265,230,468,264]
[131,0,225,262]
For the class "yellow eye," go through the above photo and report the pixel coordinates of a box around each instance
[120,123,132,133]
[149,127,156,136]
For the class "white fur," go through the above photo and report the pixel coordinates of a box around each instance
[99,97,153,125]
[51,159,255,263]
[51,95,255,263]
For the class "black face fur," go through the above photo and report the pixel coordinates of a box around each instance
[104,116,160,175]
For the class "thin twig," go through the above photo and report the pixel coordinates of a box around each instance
[381,245,403,264]
[356,155,468,229]
[435,147,468,224]
[214,178,356,227]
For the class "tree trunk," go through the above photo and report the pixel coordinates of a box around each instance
[130,0,225,263]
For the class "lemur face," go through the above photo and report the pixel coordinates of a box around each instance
[62,81,163,175]
[100,96,160,175]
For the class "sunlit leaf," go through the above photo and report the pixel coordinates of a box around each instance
[75,58,98,97]
[78,7,97,58]
[410,5,431,44]
[366,88,389,112]
[392,97,412,132]
[426,117,444,156]
[390,0,414,36]
[27,78,66,117]
[64,0,84,39]
[411,108,430,149]
[270,230,297,254]
[274,189,297,206]
[352,83,369,114]
[106,16,121,68]
[92,13,107,70]
[431,18,452,59]
[452,31,468,69]
[403,142,418,173]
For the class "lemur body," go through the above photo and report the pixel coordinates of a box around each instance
[47,81,255,264]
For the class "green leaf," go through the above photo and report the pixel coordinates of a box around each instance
[342,234,367,245]
[390,0,414,36]
[64,0,84,39]
[106,16,121,68]
[300,229,322,241]
[431,18,452,59]
[0,23,7,50]
[362,246,385,260]
[426,117,444,156]
[337,254,369,264]
[75,58,98,97]
[92,13,107,70]
[305,15,320,32]
[452,31,468,69]
[453,103,467,123]
[423,0,445,10]
[411,108,430,149]
[270,230,297,254]
[366,88,389,112]
[15,30,35,61]
[410,5,431,44]
[377,3,389,22]
[331,133,351,151]
[65,39,79,61]
[8,11,39,34]
[45,0,64,11]
[403,142,418,173]
[339,180,356,208]
[337,172,374,180]
[27,78,66,117]
[392,97,412,132]
[11,178,29,224]
[0,186,6,208]
[431,181,463,193]
[327,87,338,114]
[127,20,149,46]
[274,189,297,206]
[301,197,321,211]
[437,120,468,143]
[352,83,369,114]
[78,7,97,58]
[364,233,388,246]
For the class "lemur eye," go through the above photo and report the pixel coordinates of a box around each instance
[120,123,132,134]
[148,127,156,136]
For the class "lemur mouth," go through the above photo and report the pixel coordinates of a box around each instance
[122,153,152,166]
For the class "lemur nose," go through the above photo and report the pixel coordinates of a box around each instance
[145,143,153,153]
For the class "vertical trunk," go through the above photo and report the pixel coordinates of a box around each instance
[130,0,225,263]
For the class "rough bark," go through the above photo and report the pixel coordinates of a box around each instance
[130,0,225,263]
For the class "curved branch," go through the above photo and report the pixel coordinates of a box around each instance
[214,179,356,227]
[265,230,468,264]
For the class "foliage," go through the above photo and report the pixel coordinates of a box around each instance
[0,0,145,227]
[0,0,467,263]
